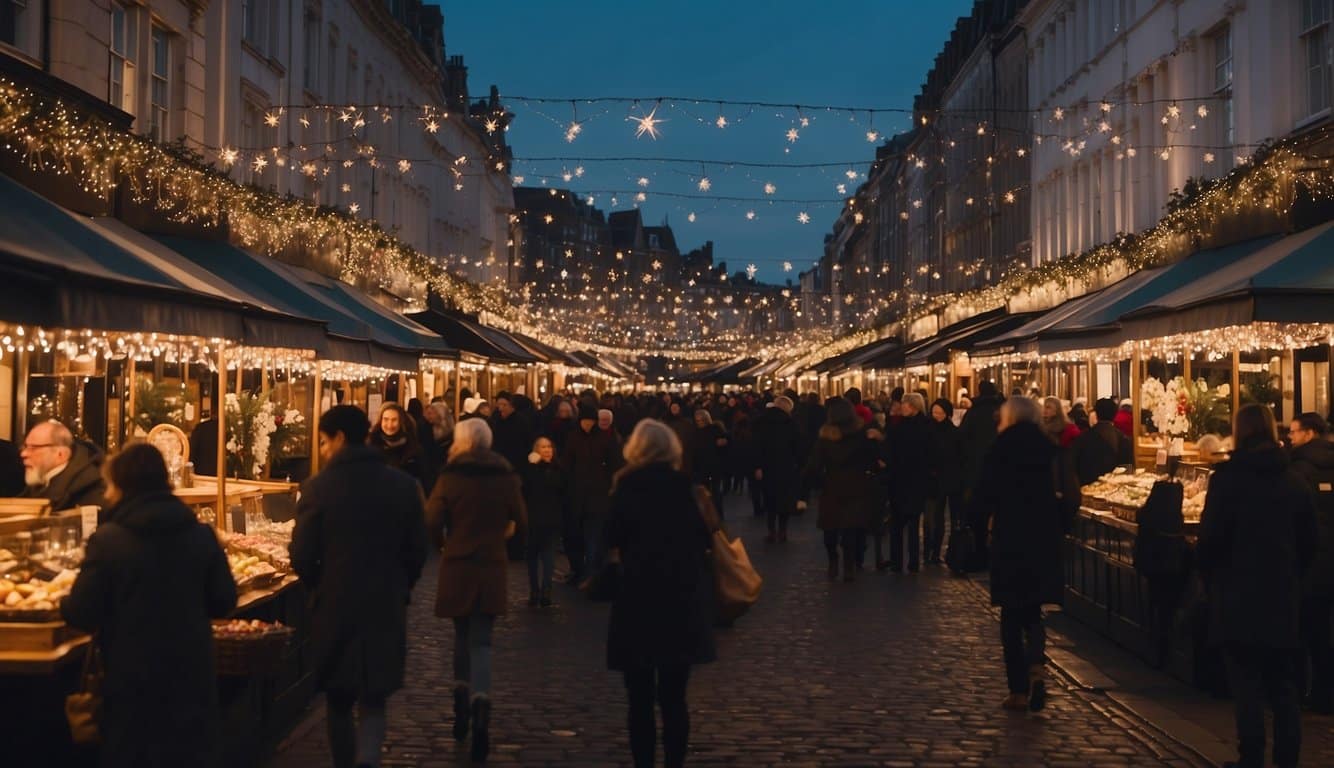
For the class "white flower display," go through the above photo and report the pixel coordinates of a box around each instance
[224,392,280,479]
[1140,376,1232,442]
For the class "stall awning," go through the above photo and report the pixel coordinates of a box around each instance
[0,172,257,339]
[569,350,631,379]
[684,357,760,384]
[157,235,424,370]
[80,218,328,351]
[902,310,1043,367]
[830,336,902,375]
[1120,221,1334,337]
[1034,235,1282,354]
[406,310,535,364]
[294,268,451,358]
[505,330,587,368]
[738,357,785,380]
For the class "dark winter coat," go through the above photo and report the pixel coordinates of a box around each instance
[974,421,1066,608]
[1197,444,1318,650]
[62,491,237,768]
[367,429,425,486]
[0,438,22,496]
[1069,422,1134,486]
[803,423,878,531]
[925,417,964,498]
[887,412,932,509]
[958,393,1003,493]
[546,416,574,453]
[188,418,219,478]
[751,406,802,482]
[427,450,526,617]
[1291,438,1334,595]
[22,439,106,513]
[689,423,728,483]
[290,445,428,697]
[560,425,623,523]
[490,411,536,474]
[417,418,444,489]
[521,458,568,539]
[606,463,716,671]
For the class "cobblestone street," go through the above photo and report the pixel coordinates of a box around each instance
[267,497,1222,767]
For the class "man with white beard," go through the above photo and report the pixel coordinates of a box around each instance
[20,420,106,514]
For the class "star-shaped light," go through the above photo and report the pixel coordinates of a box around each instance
[1204,152,1216,163]
[915,158,926,169]
[1160,148,1171,160]
[965,197,975,206]
[746,210,756,220]
[715,115,728,129]
[301,162,318,177]
[338,110,352,123]
[494,162,505,172]
[786,127,800,142]
[1016,148,1026,157]
[1110,135,1122,145]
[251,156,268,172]
[635,192,647,202]
[574,166,585,177]
[1100,101,1113,113]
[783,261,793,272]
[381,110,392,123]
[562,170,573,182]
[866,130,879,142]
[484,118,499,134]
[1126,147,1137,157]
[299,115,310,128]
[543,214,554,224]
[565,121,583,142]
[912,199,923,209]
[797,212,810,224]
[398,159,412,173]
[845,169,859,180]
[1167,104,1181,119]
[512,175,526,184]
[348,202,360,214]
[977,124,986,135]
[1197,104,1209,118]
[1053,107,1065,121]
[763,182,776,195]
[799,116,810,127]
[1098,121,1111,133]
[220,147,238,166]
[1004,191,1016,204]
[341,183,351,193]
[425,119,440,134]
[697,176,711,192]
[586,195,595,205]
[637,177,650,187]
[629,105,663,140]
[836,184,847,195]
[264,112,280,127]
[353,115,366,129]
[687,212,697,222]
[853,212,864,224]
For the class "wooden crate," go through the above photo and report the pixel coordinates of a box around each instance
[0,620,78,652]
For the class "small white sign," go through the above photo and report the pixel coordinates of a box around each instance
[80,505,100,540]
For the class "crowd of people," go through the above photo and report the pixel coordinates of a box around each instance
[4,375,1332,768]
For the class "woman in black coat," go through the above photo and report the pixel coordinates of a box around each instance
[1197,404,1318,768]
[607,419,715,768]
[689,410,729,517]
[803,397,878,582]
[972,396,1066,712]
[368,402,425,486]
[62,444,237,768]
[925,398,964,565]
[522,436,566,608]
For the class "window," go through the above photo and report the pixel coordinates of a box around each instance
[242,0,269,53]
[109,4,136,112]
[2,0,43,59]
[303,14,320,92]
[1212,24,1234,149]
[150,27,169,142]
[241,98,266,185]
[1302,0,1334,117]
[327,38,338,97]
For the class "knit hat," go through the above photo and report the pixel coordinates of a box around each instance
[463,396,484,415]
[578,403,598,422]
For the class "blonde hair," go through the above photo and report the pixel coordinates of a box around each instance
[615,419,682,488]
[448,417,493,461]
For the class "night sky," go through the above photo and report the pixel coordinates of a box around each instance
[435,1,975,282]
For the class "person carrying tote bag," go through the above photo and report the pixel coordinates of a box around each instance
[696,485,762,625]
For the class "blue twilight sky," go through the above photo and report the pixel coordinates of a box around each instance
[434,0,975,282]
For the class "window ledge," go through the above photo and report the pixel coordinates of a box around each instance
[1295,108,1332,132]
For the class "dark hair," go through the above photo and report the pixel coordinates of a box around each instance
[1234,403,1279,452]
[931,397,953,419]
[1094,397,1118,422]
[824,396,859,432]
[889,387,904,403]
[844,387,862,405]
[106,443,171,500]
[407,398,425,420]
[1296,411,1330,436]
[495,391,512,404]
[977,380,997,398]
[319,405,371,444]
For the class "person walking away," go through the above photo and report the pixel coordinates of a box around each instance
[1068,398,1091,432]
[289,406,428,768]
[427,418,526,763]
[886,393,931,573]
[689,410,729,519]
[1288,412,1334,713]
[523,436,566,608]
[1070,398,1134,485]
[925,398,964,565]
[1113,399,1135,438]
[729,408,764,518]
[972,396,1067,712]
[752,396,802,543]
[1197,404,1317,768]
[1041,396,1081,448]
[803,397,877,582]
[62,443,237,767]
[562,403,624,583]
[958,381,1004,570]
[369,403,426,487]
[606,420,716,768]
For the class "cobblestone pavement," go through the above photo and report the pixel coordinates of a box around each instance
[269,499,1210,767]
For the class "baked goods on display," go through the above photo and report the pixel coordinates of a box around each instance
[1080,467,1211,523]
[0,569,78,620]
[229,553,279,590]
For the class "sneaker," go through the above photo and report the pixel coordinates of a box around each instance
[1001,693,1029,711]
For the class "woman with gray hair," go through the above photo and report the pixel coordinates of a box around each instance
[971,395,1069,712]
[606,419,716,768]
[426,417,526,762]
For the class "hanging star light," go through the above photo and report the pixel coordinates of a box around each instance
[1016,148,1026,157]
[1197,104,1209,118]
[1100,101,1113,113]
[353,115,366,129]
[1111,135,1122,145]
[1160,148,1171,160]
[398,159,412,173]
[845,168,858,180]
[264,112,280,127]
[425,119,440,134]
[1204,152,1216,163]
[586,195,595,205]
[301,161,318,177]
[697,176,711,192]
[512,175,526,184]
[797,212,810,224]
[799,116,810,128]
[484,117,499,134]
[220,147,239,166]
[565,121,583,142]
[1098,120,1111,133]
[783,261,793,272]
[348,202,360,214]
[574,166,585,177]
[637,176,650,187]
[635,191,647,202]
[836,184,847,195]
[251,155,268,172]
[1167,104,1181,119]
[343,159,354,168]
[763,182,776,195]
[687,212,697,222]
[1127,146,1138,157]
[562,169,573,182]
[341,183,351,193]
[1053,107,1065,121]
[866,130,879,142]
[786,127,800,142]
[629,104,663,139]
[715,115,728,129]
[299,115,310,128]
[338,109,352,123]
[1003,191,1016,204]
[746,210,756,220]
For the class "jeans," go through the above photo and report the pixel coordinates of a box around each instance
[624,664,691,768]
[888,508,923,570]
[1300,593,1334,709]
[452,613,495,695]
[1000,604,1046,694]
[1224,647,1301,768]
[326,690,387,768]
[526,531,556,597]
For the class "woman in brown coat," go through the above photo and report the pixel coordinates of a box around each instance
[426,417,526,763]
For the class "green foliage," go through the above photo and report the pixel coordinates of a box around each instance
[132,375,185,432]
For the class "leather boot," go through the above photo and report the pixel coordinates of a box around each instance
[470,694,492,762]
[451,684,470,741]
[1028,665,1046,712]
